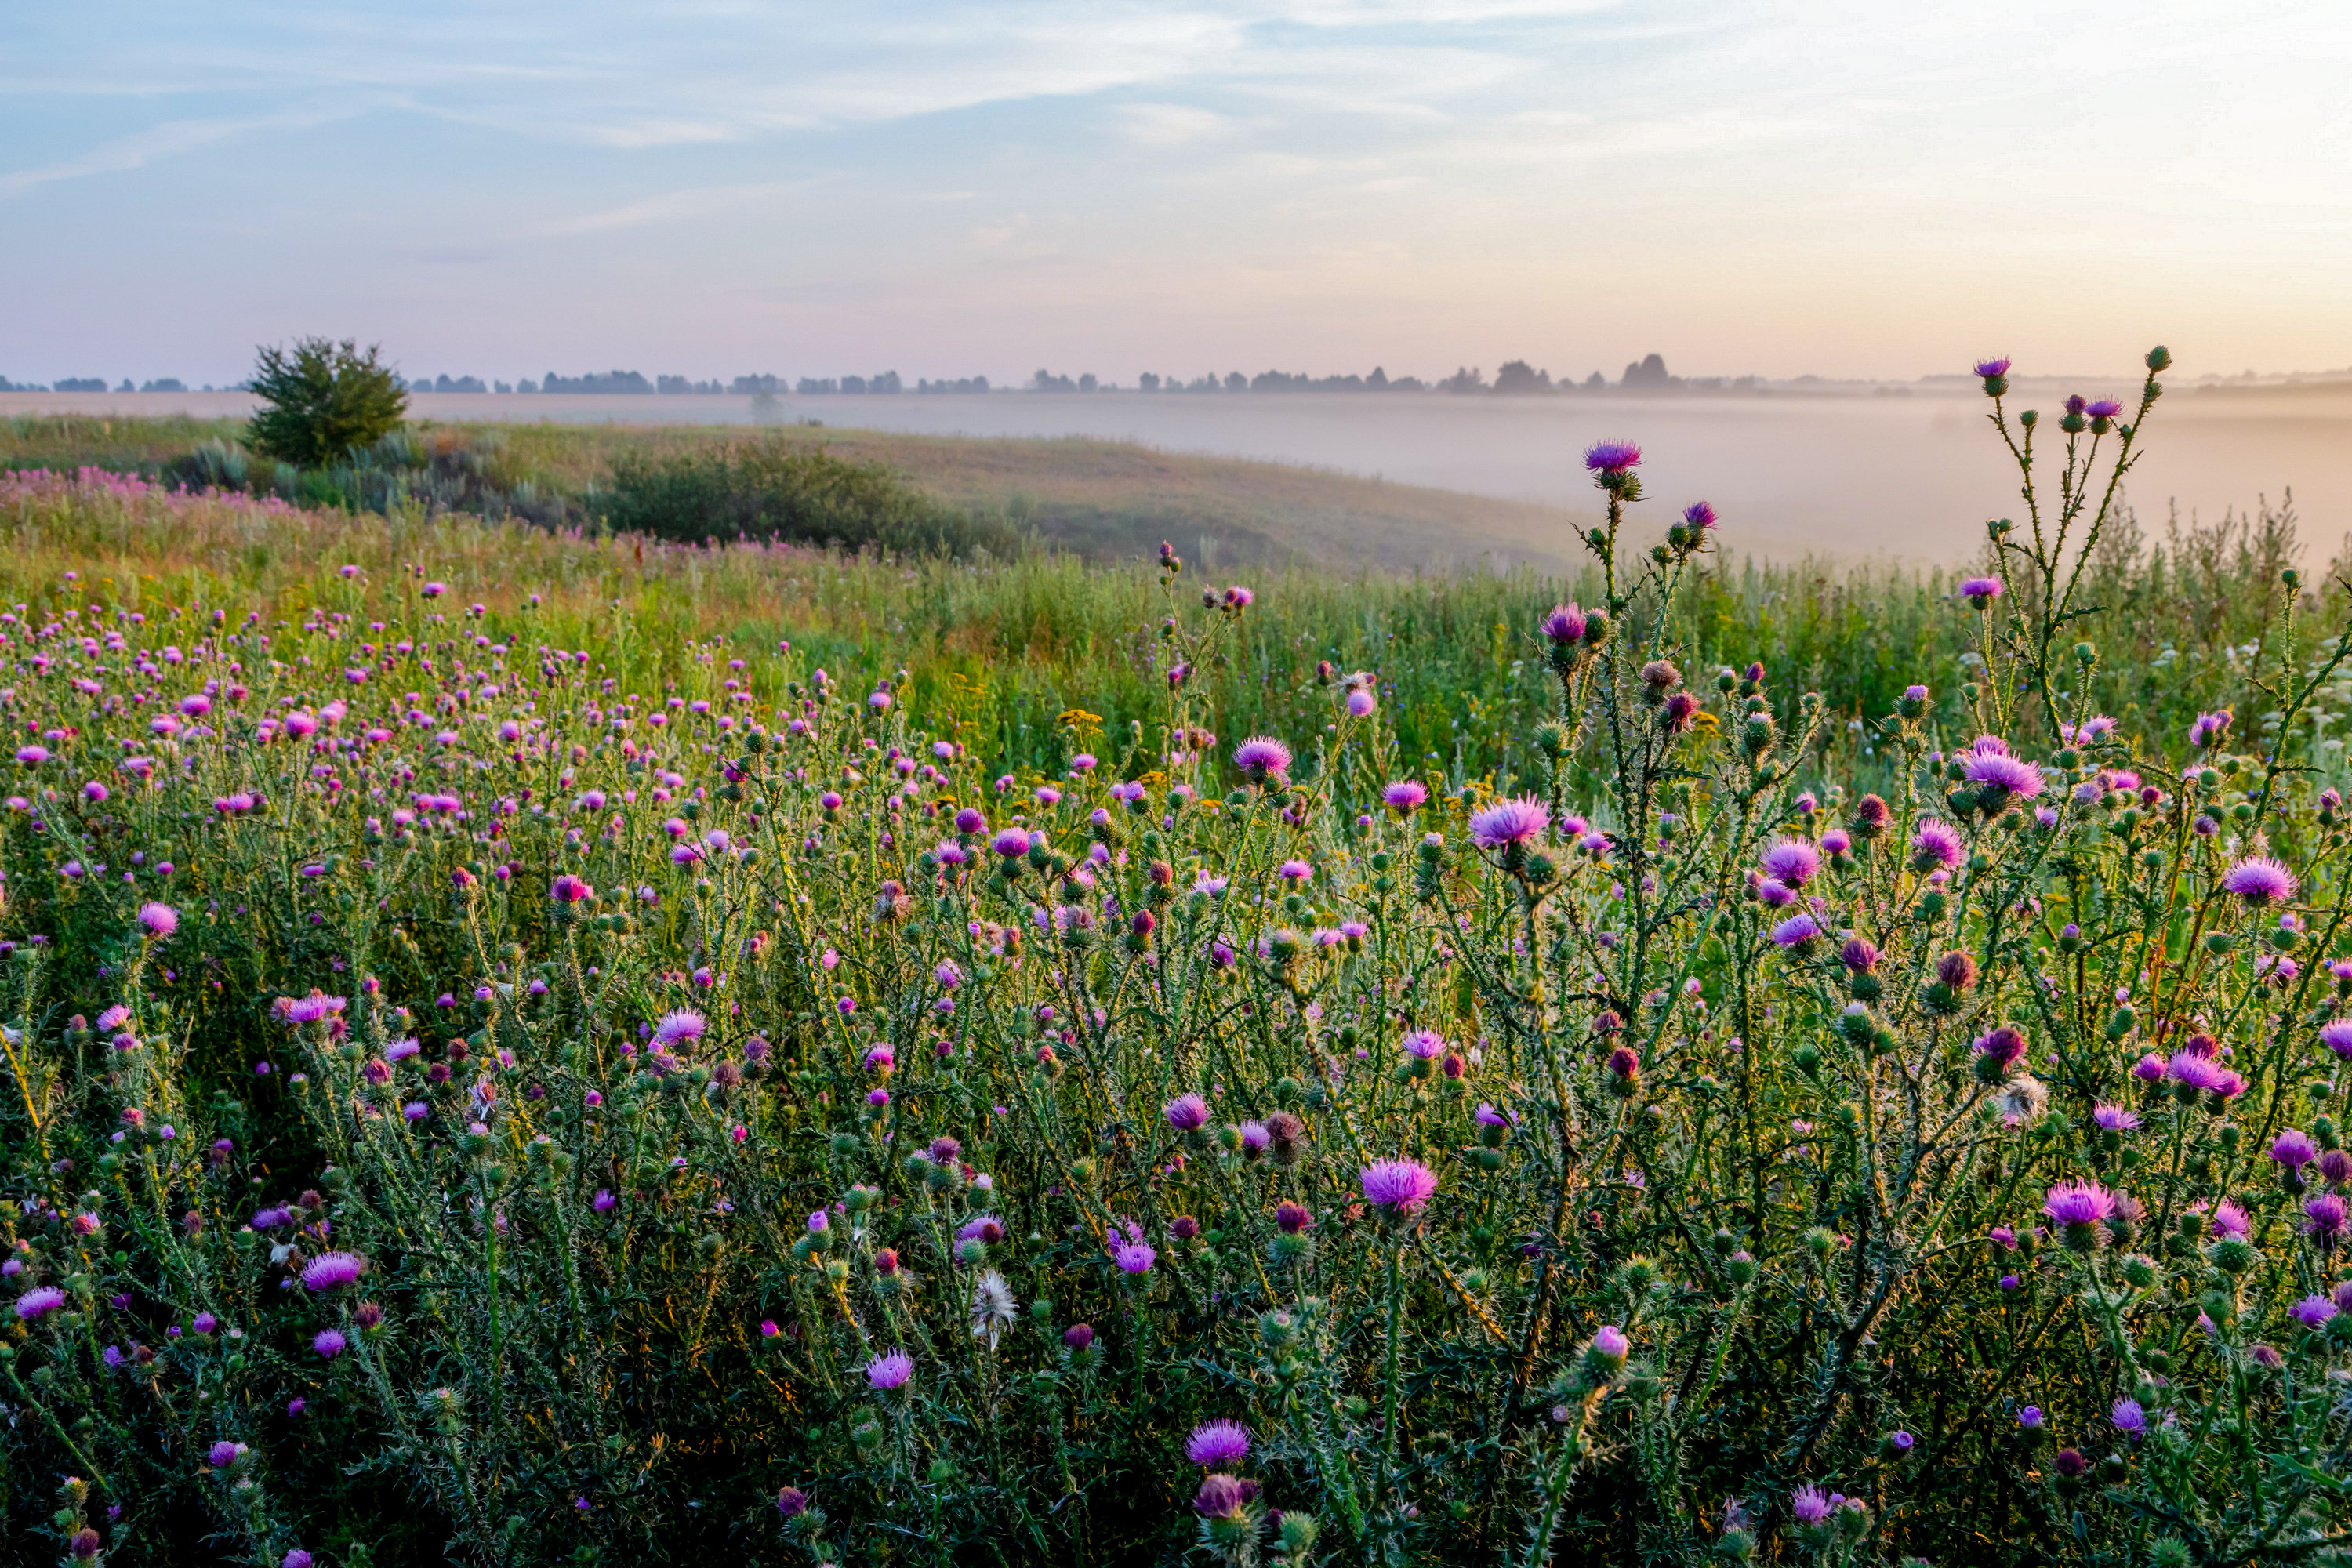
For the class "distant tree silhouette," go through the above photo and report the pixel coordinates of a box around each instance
[1621,354,1674,390]
[1492,360,1552,394]
[541,370,655,394]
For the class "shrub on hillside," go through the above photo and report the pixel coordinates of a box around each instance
[245,339,410,467]
[603,437,1022,558]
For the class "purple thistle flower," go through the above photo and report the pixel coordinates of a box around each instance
[1963,736,2043,800]
[1359,1158,1439,1216]
[299,1251,366,1291]
[1468,796,1552,849]
[1232,735,1293,782]
[1186,1418,1252,1469]
[866,1350,913,1391]
[1112,1239,1157,1274]
[653,1009,706,1046]
[2210,1200,2250,1242]
[1791,1484,1831,1525]
[2168,1051,2228,1093]
[1383,779,1428,815]
[2222,857,2298,905]
[1973,358,2012,379]
[136,901,178,938]
[954,1214,1005,1249]
[2322,1022,2352,1060]
[2306,1193,2349,1242]
[2273,1130,2319,1167]
[312,1327,347,1359]
[2111,1399,2147,1437]
[1583,440,1642,475]
[1760,837,1820,888]
[209,1439,243,1468]
[991,827,1032,858]
[1959,576,2005,604]
[2292,1293,2339,1327]
[2189,710,2232,748]
[1193,1473,1262,1521]
[2085,398,2123,419]
[1165,1092,1210,1131]
[1540,604,1587,644]
[2092,1104,2140,1133]
[1973,1025,2027,1070]
[1769,913,1821,951]
[2043,1179,2118,1228]
[1910,818,1963,869]
[1401,1029,1446,1060]
[1682,501,1718,531]
[16,1285,66,1319]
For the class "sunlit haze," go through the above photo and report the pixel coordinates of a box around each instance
[7,2,2350,388]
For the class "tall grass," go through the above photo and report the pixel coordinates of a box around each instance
[0,468,2340,797]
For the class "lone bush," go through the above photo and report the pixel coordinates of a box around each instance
[603,437,1021,558]
[245,338,409,467]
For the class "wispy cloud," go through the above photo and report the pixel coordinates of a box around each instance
[2,1,2349,380]
[1120,103,1245,147]
[528,180,823,237]
[0,107,359,198]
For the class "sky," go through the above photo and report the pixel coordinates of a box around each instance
[5,1,2351,388]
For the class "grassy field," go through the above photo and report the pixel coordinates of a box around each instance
[0,446,2340,799]
[0,412,1595,572]
[11,390,2352,1563]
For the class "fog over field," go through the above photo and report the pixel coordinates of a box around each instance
[12,382,2347,564]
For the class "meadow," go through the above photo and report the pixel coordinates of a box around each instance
[0,413,1597,573]
[7,355,2352,1566]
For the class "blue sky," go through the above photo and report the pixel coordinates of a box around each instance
[5,2,2349,386]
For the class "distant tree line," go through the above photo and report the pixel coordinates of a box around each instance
[2,353,1770,400]
[1,376,198,392]
[1062,358,1763,394]
[426,355,1756,398]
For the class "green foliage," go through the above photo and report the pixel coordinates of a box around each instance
[8,364,2352,1564]
[244,338,410,466]
[602,437,1025,559]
